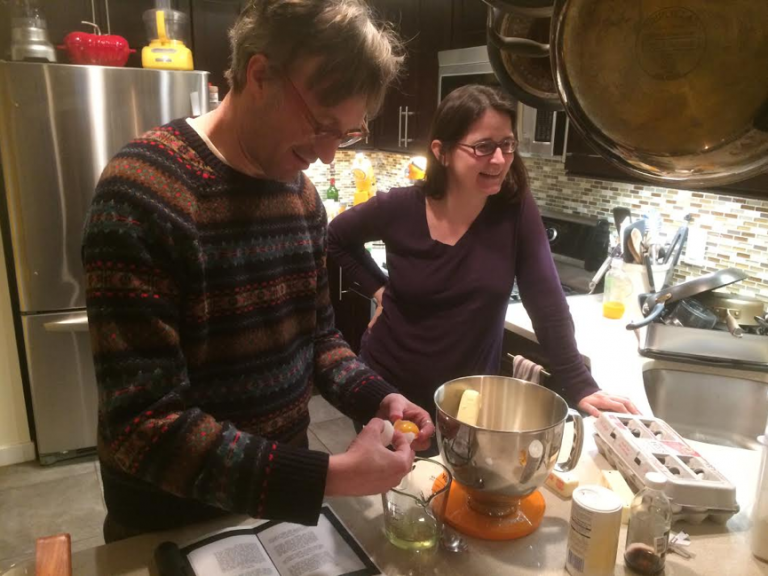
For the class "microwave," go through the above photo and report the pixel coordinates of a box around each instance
[437,46,569,160]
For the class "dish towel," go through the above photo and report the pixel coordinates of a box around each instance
[511,355,544,385]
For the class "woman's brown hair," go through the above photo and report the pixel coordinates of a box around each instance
[421,85,528,202]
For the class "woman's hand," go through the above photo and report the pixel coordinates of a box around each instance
[369,286,385,329]
[377,393,435,451]
[577,391,640,417]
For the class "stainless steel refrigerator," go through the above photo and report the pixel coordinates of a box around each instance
[0,61,209,464]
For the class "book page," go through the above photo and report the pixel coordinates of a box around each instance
[257,513,370,576]
[186,532,279,576]
[180,506,379,576]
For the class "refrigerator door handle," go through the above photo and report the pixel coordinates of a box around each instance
[43,312,89,333]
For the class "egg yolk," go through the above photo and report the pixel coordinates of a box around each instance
[394,419,420,436]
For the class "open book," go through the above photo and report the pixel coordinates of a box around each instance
[155,505,381,576]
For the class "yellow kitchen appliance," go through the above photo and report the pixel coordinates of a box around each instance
[351,153,376,205]
[141,0,193,71]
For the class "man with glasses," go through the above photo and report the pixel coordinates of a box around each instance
[82,0,434,542]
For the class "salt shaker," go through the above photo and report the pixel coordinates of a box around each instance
[752,435,768,561]
[624,472,672,574]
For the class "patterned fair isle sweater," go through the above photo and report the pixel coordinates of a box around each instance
[82,118,398,531]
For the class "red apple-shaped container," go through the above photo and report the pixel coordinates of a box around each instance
[59,21,136,67]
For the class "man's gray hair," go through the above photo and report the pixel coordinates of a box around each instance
[226,0,404,117]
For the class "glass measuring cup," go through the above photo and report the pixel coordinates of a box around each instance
[382,458,452,551]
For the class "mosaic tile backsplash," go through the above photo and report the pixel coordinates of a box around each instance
[304,150,413,205]
[306,152,768,300]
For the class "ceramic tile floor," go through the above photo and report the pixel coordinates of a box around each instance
[0,394,357,573]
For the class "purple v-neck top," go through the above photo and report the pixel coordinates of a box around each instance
[327,185,599,412]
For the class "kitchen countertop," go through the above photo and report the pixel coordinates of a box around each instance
[5,295,766,576]
[505,294,655,414]
[7,420,763,576]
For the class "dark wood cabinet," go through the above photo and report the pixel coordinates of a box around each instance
[368,0,420,153]
[499,329,555,379]
[564,128,632,184]
[500,329,592,401]
[565,124,768,201]
[450,0,488,49]
[366,0,451,154]
[723,173,768,199]
[327,257,374,354]
[190,0,244,96]
[412,0,452,149]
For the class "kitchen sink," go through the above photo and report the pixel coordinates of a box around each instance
[643,368,768,450]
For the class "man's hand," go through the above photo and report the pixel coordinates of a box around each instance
[377,393,435,451]
[577,391,640,417]
[325,418,414,496]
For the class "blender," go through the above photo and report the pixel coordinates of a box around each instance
[141,0,194,71]
[9,0,56,63]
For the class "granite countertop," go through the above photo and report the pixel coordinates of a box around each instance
[6,297,765,576]
[505,294,768,414]
[11,419,762,576]
[504,294,655,413]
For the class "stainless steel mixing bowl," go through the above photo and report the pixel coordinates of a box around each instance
[434,375,583,516]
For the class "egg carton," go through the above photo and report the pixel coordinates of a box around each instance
[593,412,739,524]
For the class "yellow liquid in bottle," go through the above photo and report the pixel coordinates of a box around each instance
[603,301,626,319]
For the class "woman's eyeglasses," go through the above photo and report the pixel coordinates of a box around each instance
[283,76,369,148]
[457,138,518,157]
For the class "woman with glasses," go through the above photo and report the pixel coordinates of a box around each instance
[328,85,638,448]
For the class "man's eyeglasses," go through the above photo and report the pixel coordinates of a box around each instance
[457,138,518,157]
[283,76,369,148]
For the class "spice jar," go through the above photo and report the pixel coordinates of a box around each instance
[624,472,672,574]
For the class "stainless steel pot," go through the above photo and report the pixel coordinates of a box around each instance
[696,291,768,337]
[434,375,583,516]
[551,0,768,188]
[486,6,563,110]
[663,298,718,330]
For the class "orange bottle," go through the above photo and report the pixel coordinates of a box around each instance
[602,259,632,319]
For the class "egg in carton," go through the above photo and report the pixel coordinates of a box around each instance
[593,412,739,524]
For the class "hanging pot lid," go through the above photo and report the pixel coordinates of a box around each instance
[486,7,563,111]
[551,0,768,189]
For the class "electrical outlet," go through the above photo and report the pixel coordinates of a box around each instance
[683,227,707,266]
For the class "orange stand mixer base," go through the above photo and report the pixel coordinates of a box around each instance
[433,474,546,540]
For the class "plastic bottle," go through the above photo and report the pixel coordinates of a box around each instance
[352,153,375,205]
[602,259,633,319]
[623,472,672,574]
[326,178,339,202]
[208,84,220,110]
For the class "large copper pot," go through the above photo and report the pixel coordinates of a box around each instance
[552,0,768,188]
[487,0,768,188]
